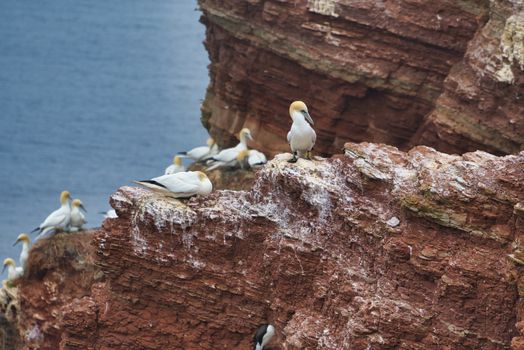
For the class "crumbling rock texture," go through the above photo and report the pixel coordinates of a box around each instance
[14,231,101,350]
[17,144,519,349]
[198,0,524,156]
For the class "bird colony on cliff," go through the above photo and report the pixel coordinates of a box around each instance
[2,100,317,350]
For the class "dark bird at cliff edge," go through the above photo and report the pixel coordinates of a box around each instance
[253,324,275,350]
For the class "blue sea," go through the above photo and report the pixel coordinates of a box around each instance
[0,1,209,261]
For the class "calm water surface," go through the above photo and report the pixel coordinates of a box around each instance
[0,1,209,261]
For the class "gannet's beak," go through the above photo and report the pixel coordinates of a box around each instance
[12,239,20,247]
[1,265,6,274]
[302,110,314,125]
[80,204,87,213]
[247,133,253,141]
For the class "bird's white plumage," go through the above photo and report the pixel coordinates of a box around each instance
[180,139,218,162]
[248,150,267,168]
[185,146,210,161]
[206,129,252,171]
[164,163,186,175]
[70,206,86,232]
[5,264,23,281]
[254,324,275,350]
[137,171,212,198]
[36,205,71,236]
[287,110,316,155]
[206,143,247,171]
[102,209,118,219]
[17,240,30,268]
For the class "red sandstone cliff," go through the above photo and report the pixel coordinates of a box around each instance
[7,144,523,349]
[199,0,524,156]
[3,1,524,348]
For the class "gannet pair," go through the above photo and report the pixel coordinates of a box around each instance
[206,128,253,171]
[287,101,316,163]
[32,191,72,237]
[164,156,186,175]
[32,191,87,239]
[13,233,30,268]
[237,149,268,169]
[2,258,23,282]
[253,324,275,350]
[135,171,212,198]
[178,138,219,162]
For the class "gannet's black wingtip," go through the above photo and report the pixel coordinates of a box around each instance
[136,180,168,189]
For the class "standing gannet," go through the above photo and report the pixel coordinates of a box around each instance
[165,155,186,175]
[2,258,23,281]
[178,138,217,162]
[70,199,87,232]
[134,171,212,198]
[32,190,72,236]
[13,234,30,268]
[253,324,275,350]
[206,128,252,171]
[287,101,316,163]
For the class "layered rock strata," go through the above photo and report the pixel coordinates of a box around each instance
[8,144,522,349]
[199,0,524,156]
[9,232,101,350]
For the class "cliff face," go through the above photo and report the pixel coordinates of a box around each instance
[10,144,522,349]
[1,232,101,350]
[199,0,524,156]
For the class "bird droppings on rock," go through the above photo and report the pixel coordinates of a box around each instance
[4,143,522,349]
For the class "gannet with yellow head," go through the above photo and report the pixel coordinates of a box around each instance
[287,101,316,163]
[165,155,186,175]
[178,138,218,162]
[32,190,72,238]
[13,233,31,268]
[206,128,253,171]
[135,171,212,198]
[2,258,23,281]
[70,199,87,232]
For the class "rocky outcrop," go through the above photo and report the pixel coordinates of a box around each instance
[198,0,524,156]
[8,144,522,349]
[8,232,101,350]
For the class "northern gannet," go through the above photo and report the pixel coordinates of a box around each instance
[2,258,23,281]
[253,324,275,350]
[32,191,72,236]
[247,149,267,168]
[135,171,212,198]
[287,101,316,163]
[178,138,218,162]
[70,199,87,232]
[237,149,267,169]
[165,155,186,175]
[99,209,118,219]
[13,233,30,268]
[206,128,252,171]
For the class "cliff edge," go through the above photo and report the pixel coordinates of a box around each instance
[8,143,523,349]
